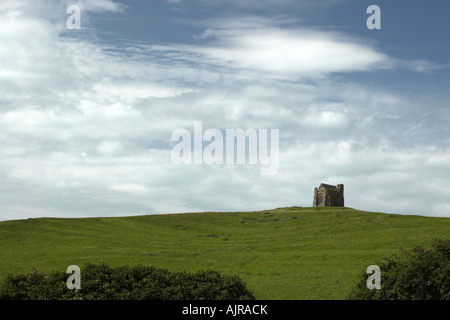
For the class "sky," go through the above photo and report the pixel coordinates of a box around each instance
[1,0,450,221]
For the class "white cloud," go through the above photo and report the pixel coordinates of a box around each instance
[96,140,123,155]
[110,183,149,196]
[74,0,125,13]
[196,28,389,77]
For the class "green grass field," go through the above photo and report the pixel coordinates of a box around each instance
[0,207,449,299]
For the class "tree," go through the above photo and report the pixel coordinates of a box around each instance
[347,239,450,300]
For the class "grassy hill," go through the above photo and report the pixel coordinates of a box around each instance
[0,206,449,299]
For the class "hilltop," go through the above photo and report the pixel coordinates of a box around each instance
[0,207,448,299]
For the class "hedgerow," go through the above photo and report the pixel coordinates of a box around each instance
[347,239,450,300]
[0,263,255,300]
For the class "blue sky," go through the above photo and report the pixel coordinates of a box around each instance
[1,0,449,220]
[78,0,450,96]
[84,0,450,95]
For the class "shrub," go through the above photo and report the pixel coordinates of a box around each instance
[0,263,255,300]
[347,239,450,300]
